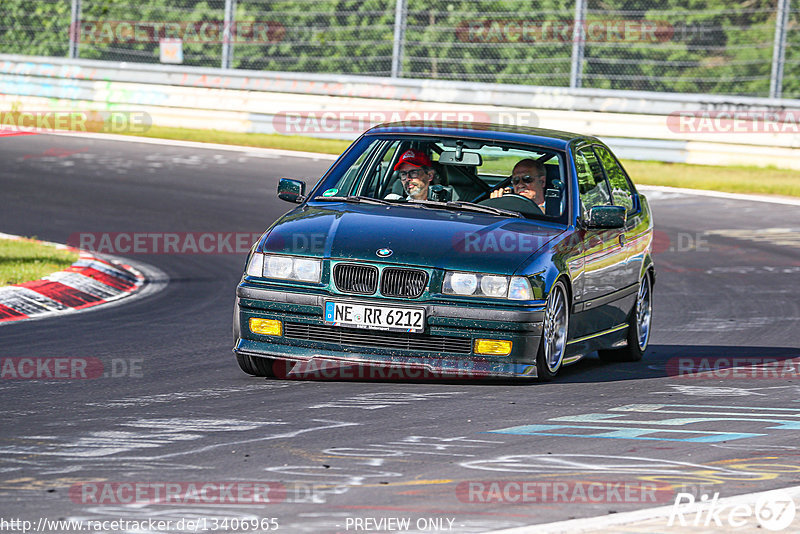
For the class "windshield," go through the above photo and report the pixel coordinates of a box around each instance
[311,135,568,221]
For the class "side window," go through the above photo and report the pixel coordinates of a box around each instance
[574,148,611,217]
[334,139,381,196]
[358,140,403,197]
[595,145,636,214]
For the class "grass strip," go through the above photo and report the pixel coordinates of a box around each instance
[624,160,800,197]
[113,125,800,198]
[0,238,79,286]
[123,126,351,154]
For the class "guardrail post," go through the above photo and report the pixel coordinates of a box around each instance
[569,0,586,89]
[222,0,236,69]
[769,0,789,98]
[391,0,407,78]
[69,0,82,59]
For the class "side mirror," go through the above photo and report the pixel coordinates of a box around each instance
[587,205,626,229]
[277,178,306,203]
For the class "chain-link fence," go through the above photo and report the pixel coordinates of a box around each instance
[1,0,798,98]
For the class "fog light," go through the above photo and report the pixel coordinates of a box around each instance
[474,339,512,356]
[249,318,282,336]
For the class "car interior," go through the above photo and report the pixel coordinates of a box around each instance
[330,137,568,220]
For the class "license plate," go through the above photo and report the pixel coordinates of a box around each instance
[324,301,425,333]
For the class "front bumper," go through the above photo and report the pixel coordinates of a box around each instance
[233,283,545,378]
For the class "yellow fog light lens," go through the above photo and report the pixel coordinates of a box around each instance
[249,318,282,336]
[474,339,513,356]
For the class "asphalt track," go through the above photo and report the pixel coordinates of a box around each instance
[1,133,799,533]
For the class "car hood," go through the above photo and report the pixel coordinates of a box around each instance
[261,203,565,274]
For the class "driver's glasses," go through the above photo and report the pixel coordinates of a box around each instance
[398,169,423,180]
[511,174,543,186]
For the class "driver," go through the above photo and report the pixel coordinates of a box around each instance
[490,159,546,210]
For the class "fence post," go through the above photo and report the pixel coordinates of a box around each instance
[569,0,586,89]
[391,0,407,78]
[222,0,236,69]
[769,0,789,98]
[69,0,82,59]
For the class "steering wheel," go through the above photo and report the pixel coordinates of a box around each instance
[470,178,513,203]
[479,192,543,215]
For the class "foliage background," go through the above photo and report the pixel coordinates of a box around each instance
[1,0,797,97]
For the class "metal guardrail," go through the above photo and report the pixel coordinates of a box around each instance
[4,54,800,116]
[2,54,800,169]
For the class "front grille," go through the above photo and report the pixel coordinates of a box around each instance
[333,263,378,294]
[284,323,472,354]
[380,267,428,298]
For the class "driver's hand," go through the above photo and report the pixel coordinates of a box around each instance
[490,187,512,199]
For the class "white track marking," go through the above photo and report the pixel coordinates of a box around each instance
[47,130,338,160]
[639,185,800,206]
[38,132,800,205]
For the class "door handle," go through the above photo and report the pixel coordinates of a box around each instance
[619,234,626,246]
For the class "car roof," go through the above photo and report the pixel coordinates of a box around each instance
[365,121,599,150]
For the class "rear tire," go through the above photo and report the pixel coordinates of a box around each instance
[598,272,652,363]
[235,353,276,377]
[537,280,569,381]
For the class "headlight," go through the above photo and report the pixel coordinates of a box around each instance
[248,253,322,283]
[445,272,478,295]
[480,275,508,297]
[508,276,533,300]
[266,255,293,278]
[443,272,532,300]
[246,253,264,277]
[293,258,321,282]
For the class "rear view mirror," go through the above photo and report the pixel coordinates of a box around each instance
[277,178,306,203]
[587,205,626,229]
[438,150,482,166]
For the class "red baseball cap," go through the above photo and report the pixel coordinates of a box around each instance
[394,149,433,171]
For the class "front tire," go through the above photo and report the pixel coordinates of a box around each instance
[537,280,569,381]
[598,272,653,363]
[235,353,276,377]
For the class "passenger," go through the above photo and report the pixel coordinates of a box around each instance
[491,158,547,209]
[387,149,458,201]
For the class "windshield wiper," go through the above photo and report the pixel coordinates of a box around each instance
[448,201,523,218]
[313,195,395,206]
[408,199,522,218]
[312,196,520,217]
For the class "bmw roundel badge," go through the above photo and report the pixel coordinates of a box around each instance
[376,248,393,257]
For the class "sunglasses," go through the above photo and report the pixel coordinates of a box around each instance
[511,174,545,185]
[398,169,425,180]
